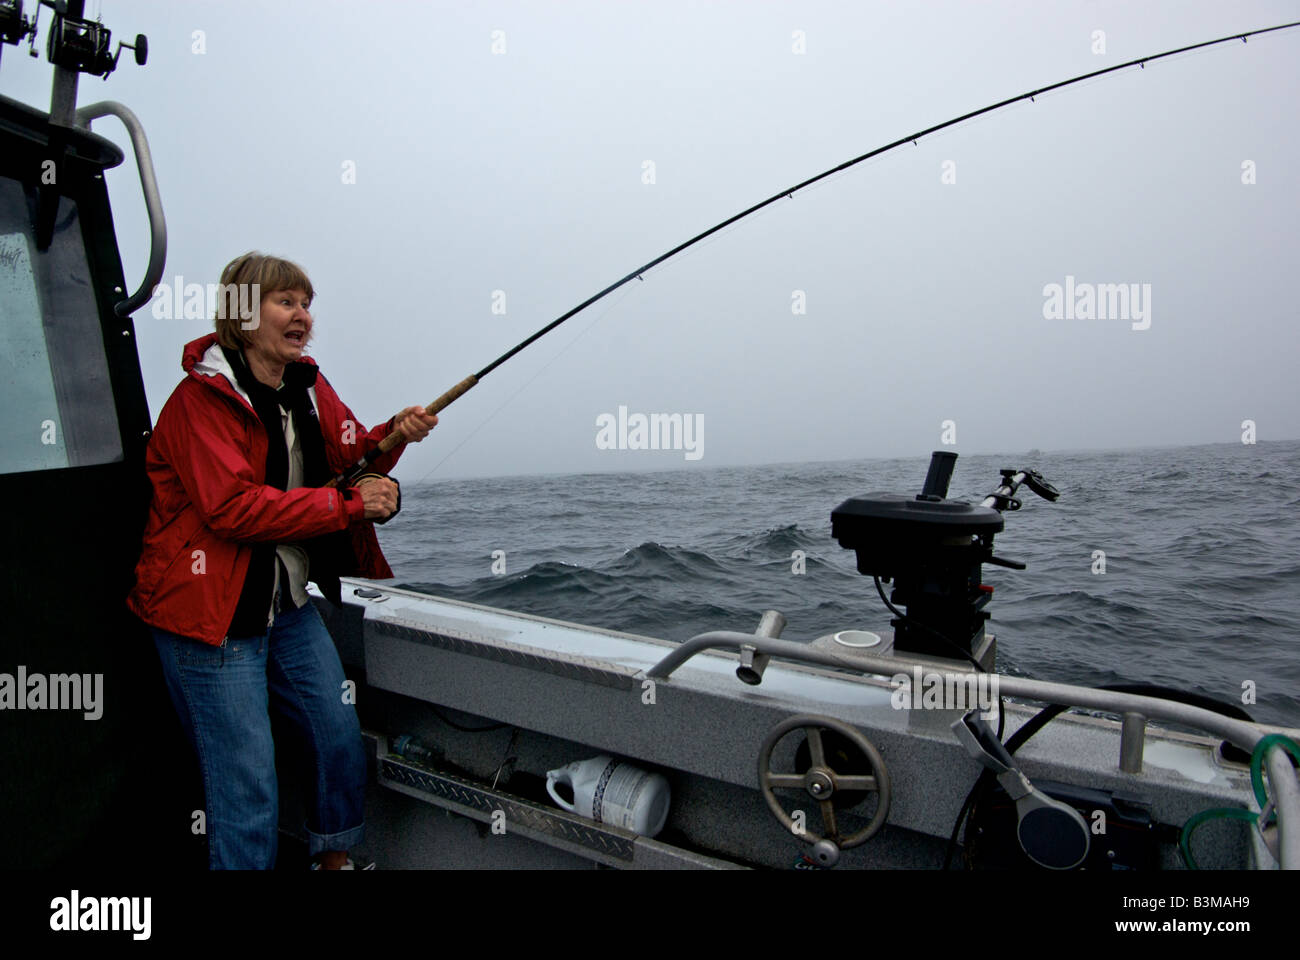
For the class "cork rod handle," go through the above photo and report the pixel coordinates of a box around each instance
[374,374,479,455]
[325,374,479,488]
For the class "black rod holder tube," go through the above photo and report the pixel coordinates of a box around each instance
[920,451,958,500]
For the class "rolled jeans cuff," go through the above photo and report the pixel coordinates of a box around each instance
[307,821,365,856]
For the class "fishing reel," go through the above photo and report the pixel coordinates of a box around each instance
[0,1,146,75]
[830,451,1058,665]
[0,0,34,50]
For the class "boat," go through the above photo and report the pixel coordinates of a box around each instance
[2,0,1297,890]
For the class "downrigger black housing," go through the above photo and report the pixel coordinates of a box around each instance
[830,451,1058,667]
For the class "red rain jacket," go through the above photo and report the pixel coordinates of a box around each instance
[127,334,404,645]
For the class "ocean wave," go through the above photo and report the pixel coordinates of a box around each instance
[387,439,1300,727]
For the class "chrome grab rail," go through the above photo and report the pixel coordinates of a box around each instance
[646,630,1300,868]
[72,100,167,317]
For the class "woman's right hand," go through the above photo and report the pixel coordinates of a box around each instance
[356,476,399,520]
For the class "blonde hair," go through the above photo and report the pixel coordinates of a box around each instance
[213,252,316,349]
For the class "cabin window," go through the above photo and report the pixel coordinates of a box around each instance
[0,178,123,474]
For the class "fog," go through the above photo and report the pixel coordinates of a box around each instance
[4,0,1297,480]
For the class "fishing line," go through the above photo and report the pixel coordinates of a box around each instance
[400,185,820,485]
[329,19,1300,488]
[410,282,642,484]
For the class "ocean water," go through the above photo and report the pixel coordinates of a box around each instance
[378,441,1300,728]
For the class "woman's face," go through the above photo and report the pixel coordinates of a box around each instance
[248,287,312,368]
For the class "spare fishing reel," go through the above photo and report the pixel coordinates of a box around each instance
[830,451,1058,666]
[0,1,31,47]
[0,1,146,74]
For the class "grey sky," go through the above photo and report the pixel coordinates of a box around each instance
[6,0,1298,480]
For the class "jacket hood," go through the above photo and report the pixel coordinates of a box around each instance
[181,333,320,412]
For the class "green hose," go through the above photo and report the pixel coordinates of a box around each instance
[1250,733,1300,819]
[1180,734,1300,869]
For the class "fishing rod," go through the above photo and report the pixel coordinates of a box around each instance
[329,19,1300,489]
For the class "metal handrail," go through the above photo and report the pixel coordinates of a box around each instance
[647,630,1300,868]
[73,100,167,317]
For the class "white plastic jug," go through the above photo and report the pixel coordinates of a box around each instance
[545,755,671,838]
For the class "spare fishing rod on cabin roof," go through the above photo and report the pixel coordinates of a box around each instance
[328,18,1300,489]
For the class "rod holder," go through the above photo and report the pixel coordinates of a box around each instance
[737,610,785,686]
[1119,711,1146,773]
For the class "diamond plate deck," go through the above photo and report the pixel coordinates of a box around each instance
[380,754,636,862]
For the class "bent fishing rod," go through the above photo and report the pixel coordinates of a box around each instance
[329,19,1300,489]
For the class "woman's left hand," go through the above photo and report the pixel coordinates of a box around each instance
[393,405,439,443]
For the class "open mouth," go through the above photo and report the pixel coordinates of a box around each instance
[285,330,305,344]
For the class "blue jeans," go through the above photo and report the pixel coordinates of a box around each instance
[151,601,366,869]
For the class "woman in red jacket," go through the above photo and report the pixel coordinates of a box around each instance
[128,252,439,870]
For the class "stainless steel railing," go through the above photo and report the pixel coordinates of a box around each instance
[647,629,1300,868]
